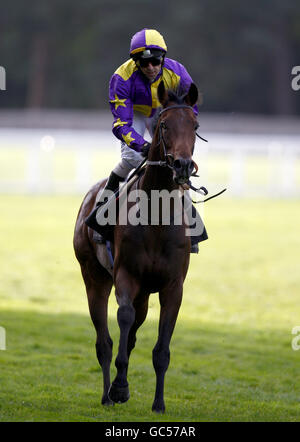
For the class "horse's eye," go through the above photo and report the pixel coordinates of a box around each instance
[194,123,199,131]
[161,121,168,130]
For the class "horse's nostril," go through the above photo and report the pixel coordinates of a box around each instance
[173,158,194,184]
[173,159,182,171]
[188,160,194,172]
[173,158,194,173]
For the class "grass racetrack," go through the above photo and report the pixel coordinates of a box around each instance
[0,194,300,421]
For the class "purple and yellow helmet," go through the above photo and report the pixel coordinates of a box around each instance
[130,28,167,59]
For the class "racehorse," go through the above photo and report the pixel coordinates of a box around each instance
[73,81,200,413]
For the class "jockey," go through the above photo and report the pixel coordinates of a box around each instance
[86,28,207,252]
[106,28,198,189]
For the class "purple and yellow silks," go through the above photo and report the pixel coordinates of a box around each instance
[109,58,198,152]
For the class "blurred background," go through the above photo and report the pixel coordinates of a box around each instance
[0,0,300,196]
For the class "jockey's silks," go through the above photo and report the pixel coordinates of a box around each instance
[109,58,198,152]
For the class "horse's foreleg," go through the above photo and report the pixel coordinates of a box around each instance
[108,269,139,404]
[127,295,149,359]
[81,261,113,406]
[152,283,183,413]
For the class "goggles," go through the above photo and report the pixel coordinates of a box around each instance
[139,56,162,68]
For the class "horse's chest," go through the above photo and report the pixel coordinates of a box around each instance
[117,228,188,288]
[142,247,186,280]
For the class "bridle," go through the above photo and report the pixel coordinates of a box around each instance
[146,104,202,172]
[145,104,226,203]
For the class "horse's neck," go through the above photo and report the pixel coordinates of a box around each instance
[137,137,184,229]
[140,141,175,195]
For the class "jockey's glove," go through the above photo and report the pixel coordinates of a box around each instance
[141,142,151,158]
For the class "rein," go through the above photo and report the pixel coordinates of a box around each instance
[146,104,226,203]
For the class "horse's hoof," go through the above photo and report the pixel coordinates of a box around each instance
[102,395,115,406]
[108,383,130,404]
[152,400,165,414]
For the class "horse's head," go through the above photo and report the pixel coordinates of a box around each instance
[156,81,199,185]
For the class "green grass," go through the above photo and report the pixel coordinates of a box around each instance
[0,194,300,421]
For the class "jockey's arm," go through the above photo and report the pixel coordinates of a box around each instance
[109,75,146,152]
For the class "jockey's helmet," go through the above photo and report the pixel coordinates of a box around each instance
[130,28,167,61]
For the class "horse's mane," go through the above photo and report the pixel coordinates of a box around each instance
[151,89,185,134]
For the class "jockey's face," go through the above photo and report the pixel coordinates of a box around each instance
[140,61,162,82]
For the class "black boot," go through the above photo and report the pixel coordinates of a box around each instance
[189,205,208,254]
[96,171,124,208]
[190,242,199,254]
[85,171,124,242]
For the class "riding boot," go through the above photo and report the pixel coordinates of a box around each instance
[188,204,208,254]
[96,171,124,206]
[85,171,124,243]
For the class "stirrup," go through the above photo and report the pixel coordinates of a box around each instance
[93,231,105,244]
[190,243,199,254]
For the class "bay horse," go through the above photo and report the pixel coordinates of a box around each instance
[73,81,200,413]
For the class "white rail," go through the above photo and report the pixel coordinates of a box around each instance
[0,128,299,197]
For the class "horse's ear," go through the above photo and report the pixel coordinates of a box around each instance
[157,81,168,106]
[184,83,198,107]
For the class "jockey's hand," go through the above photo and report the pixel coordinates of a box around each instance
[141,142,151,158]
